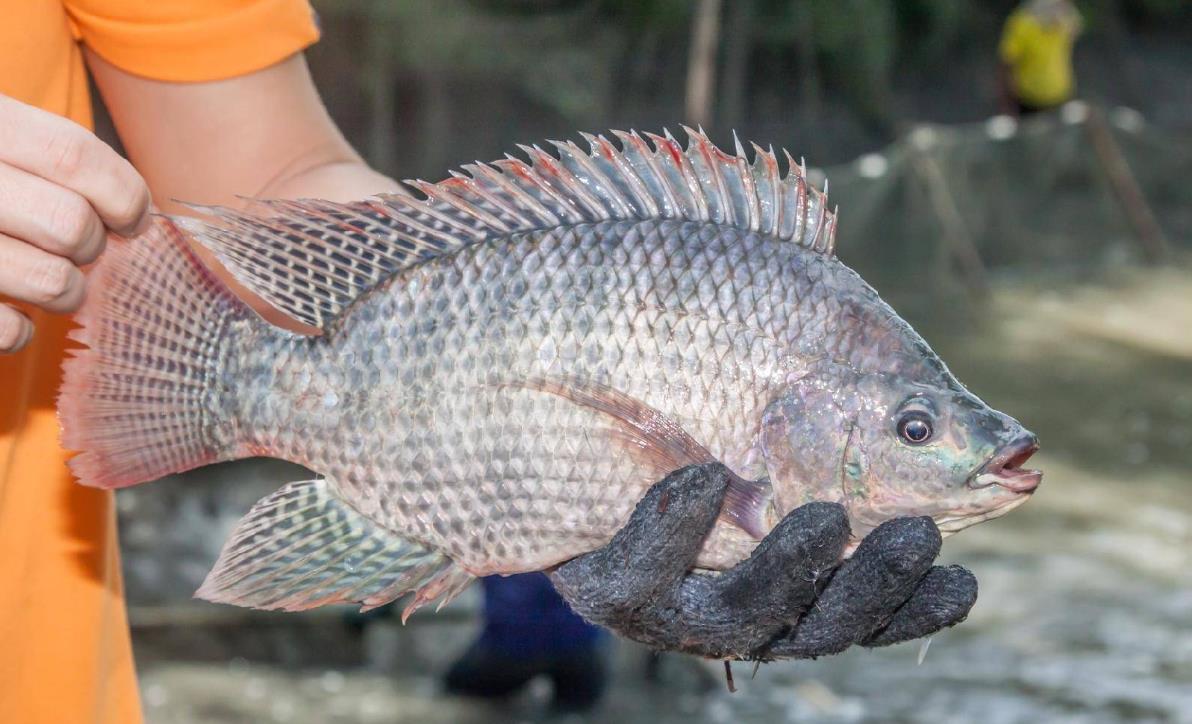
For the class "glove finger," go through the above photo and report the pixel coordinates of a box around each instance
[549,462,730,621]
[616,502,849,660]
[766,516,941,659]
[864,565,978,647]
[715,501,849,628]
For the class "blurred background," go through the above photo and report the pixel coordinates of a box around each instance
[111,1,1191,722]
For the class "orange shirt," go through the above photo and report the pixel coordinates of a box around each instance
[0,3,318,722]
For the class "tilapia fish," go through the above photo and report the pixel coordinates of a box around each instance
[59,129,1041,615]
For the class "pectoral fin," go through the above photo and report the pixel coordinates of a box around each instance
[508,376,772,539]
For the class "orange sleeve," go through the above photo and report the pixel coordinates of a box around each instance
[64,0,320,83]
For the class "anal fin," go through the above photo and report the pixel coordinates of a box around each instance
[197,478,472,615]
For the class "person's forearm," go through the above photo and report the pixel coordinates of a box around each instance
[85,51,401,214]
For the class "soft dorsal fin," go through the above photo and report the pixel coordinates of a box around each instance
[175,127,837,331]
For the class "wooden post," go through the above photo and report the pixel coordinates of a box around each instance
[1084,105,1169,263]
[907,141,989,297]
[794,0,821,127]
[364,14,398,176]
[685,0,722,128]
[718,0,755,131]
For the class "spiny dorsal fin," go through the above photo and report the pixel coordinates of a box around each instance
[175,127,837,331]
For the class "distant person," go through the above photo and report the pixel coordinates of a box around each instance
[998,0,1083,116]
[443,573,607,712]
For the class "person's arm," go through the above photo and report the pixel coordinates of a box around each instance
[85,51,400,208]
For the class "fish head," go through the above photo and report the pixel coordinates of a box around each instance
[761,363,1041,542]
[843,373,1042,538]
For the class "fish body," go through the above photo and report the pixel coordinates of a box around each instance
[59,129,1040,614]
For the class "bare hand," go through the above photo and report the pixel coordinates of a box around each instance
[0,94,150,352]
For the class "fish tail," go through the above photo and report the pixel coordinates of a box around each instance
[59,217,252,489]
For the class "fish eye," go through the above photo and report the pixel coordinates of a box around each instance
[897,412,933,445]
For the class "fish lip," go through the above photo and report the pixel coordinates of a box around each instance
[967,435,1042,494]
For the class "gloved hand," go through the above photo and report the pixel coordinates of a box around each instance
[549,463,977,661]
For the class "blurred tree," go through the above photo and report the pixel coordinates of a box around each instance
[685,0,721,127]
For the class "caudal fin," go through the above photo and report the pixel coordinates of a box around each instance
[59,218,249,489]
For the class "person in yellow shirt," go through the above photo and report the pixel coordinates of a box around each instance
[998,0,1084,115]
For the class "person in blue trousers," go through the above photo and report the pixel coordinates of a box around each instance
[444,573,608,711]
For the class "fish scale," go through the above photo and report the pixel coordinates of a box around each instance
[60,128,1040,616]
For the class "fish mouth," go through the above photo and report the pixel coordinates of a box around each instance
[935,492,1033,535]
[968,435,1042,494]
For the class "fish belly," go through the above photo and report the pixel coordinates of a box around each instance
[238,219,803,574]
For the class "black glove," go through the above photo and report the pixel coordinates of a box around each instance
[549,463,977,661]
